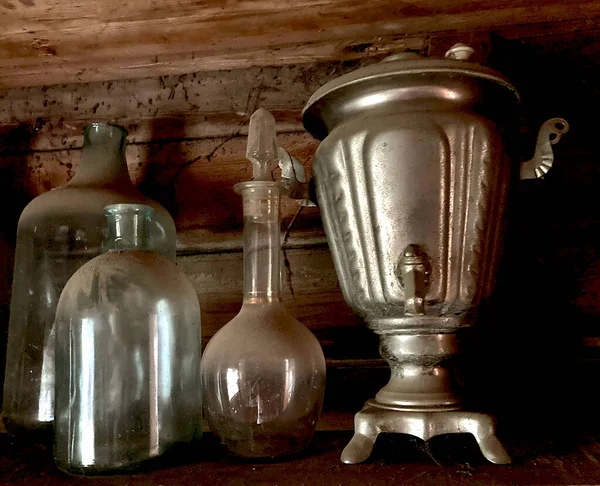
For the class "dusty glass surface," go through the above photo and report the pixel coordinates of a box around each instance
[202,109,326,459]
[3,123,176,431]
[53,204,201,475]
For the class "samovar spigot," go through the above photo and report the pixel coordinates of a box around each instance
[398,245,430,316]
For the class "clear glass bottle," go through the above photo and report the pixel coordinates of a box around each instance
[202,109,326,459]
[3,123,176,432]
[53,204,201,475]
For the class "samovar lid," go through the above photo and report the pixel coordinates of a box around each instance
[303,44,520,140]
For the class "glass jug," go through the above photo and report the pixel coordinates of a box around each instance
[3,123,176,432]
[53,204,201,474]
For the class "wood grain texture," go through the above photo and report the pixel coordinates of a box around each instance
[0,62,365,150]
[1,132,320,234]
[178,247,366,347]
[2,0,600,87]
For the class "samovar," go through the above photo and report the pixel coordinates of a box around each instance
[301,45,568,464]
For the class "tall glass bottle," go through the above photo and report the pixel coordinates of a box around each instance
[202,109,326,459]
[54,204,201,475]
[3,123,176,432]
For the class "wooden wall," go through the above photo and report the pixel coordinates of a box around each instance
[3,14,600,433]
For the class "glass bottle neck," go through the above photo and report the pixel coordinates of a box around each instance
[69,123,133,187]
[104,204,154,251]
[237,182,284,304]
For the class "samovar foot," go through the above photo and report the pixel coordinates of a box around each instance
[341,401,511,465]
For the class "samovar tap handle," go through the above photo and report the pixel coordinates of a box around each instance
[398,245,430,316]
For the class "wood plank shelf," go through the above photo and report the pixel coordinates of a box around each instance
[2,430,600,485]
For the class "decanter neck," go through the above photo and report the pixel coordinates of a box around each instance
[104,204,154,251]
[236,182,284,304]
[69,123,133,187]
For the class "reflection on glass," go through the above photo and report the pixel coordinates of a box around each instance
[78,317,96,467]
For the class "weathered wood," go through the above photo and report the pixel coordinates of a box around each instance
[1,132,320,234]
[178,244,373,357]
[0,62,364,150]
[0,33,419,89]
[178,247,367,349]
[3,0,600,88]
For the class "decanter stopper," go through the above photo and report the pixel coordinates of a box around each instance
[246,108,278,181]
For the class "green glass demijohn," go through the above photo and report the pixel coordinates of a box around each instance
[3,123,176,432]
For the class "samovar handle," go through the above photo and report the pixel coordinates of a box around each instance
[277,146,316,207]
[520,118,569,179]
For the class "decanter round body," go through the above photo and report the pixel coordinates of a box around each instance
[203,301,326,458]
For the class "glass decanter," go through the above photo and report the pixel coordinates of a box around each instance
[3,123,176,432]
[53,204,202,475]
[202,109,326,459]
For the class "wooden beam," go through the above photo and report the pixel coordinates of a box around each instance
[0,63,347,150]
[177,246,368,343]
[2,0,600,87]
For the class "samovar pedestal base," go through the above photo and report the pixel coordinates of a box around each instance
[341,330,510,465]
[341,400,510,465]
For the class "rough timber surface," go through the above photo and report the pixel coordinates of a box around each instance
[2,0,600,88]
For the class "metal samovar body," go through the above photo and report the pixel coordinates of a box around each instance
[302,47,568,464]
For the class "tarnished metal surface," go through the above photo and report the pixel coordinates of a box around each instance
[309,109,513,333]
[341,406,510,465]
[397,245,430,317]
[303,46,565,464]
[278,147,316,207]
[374,334,462,411]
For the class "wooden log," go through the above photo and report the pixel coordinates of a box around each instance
[4,0,600,87]
[0,132,320,234]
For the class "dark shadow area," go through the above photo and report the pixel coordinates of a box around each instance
[462,32,600,460]
[0,431,353,482]
[136,117,185,219]
[0,125,36,406]
[139,116,248,235]
[370,433,449,464]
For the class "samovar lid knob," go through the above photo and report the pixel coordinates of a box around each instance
[445,43,475,61]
